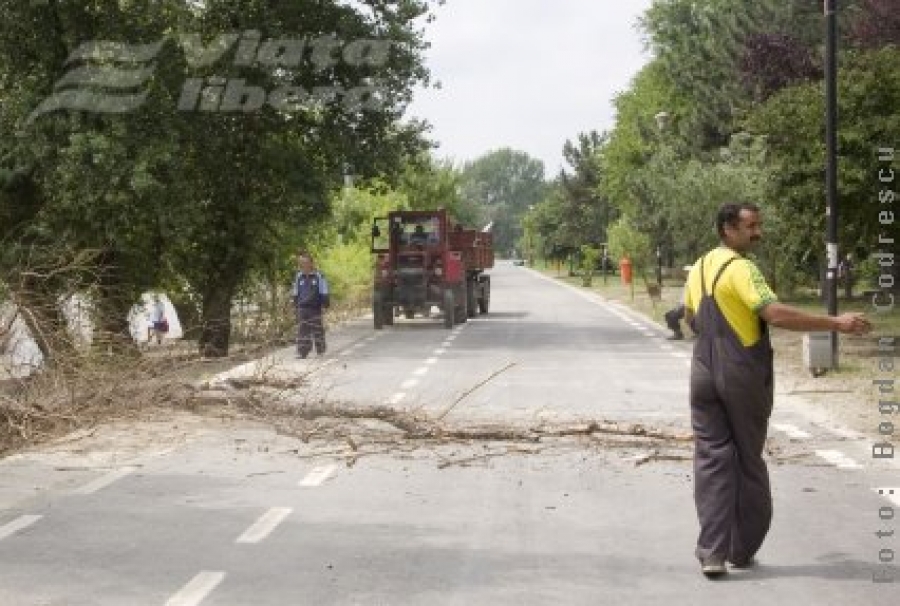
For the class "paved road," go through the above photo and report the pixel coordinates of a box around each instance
[0,262,897,605]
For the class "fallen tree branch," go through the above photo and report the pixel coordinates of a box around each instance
[435,361,517,421]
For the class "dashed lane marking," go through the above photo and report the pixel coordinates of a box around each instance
[772,423,812,440]
[236,507,292,544]
[425,357,438,365]
[874,487,900,508]
[73,467,137,495]
[400,378,419,390]
[300,465,337,487]
[165,571,225,606]
[434,349,447,355]
[0,515,42,542]
[816,449,862,470]
[388,392,406,405]
[413,367,429,377]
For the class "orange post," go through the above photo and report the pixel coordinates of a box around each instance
[619,257,633,285]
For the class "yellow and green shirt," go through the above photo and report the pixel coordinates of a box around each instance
[684,247,778,347]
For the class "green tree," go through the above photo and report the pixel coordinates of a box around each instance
[743,46,900,291]
[460,148,548,255]
[0,0,437,358]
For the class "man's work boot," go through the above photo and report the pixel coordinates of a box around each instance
[701,555,727,578]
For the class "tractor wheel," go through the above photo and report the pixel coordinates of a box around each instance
[443,289,454,329]
[373,290,385,330]
[404,308,415,320]
[454,287,468,324]
[466,280,477,318]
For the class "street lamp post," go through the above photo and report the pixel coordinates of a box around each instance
[824,0,840,368]
[656,246,663,286]
[654,111,671,290]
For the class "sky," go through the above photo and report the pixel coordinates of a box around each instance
[406,0,655,176]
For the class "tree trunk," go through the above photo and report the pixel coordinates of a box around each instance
[199,278,237,358]
[93,248,140,356]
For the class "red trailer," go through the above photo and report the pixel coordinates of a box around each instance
[370,209,493,329]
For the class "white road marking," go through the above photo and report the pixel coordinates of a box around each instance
[685,361,692,368]
[413,367,429,376]
[340,350,354,357]
[672,352,690,359]
[425,357,438,365]
[300,464,337,487]
[815,449,862,469]
[388,392,406,405]
[434,349,447,355]
[400,378,419,390]
[73,467,137,495]
[772,423,812,440]
[236,507,292,544]
[0,515,42,542]
[166,571,225,606]
[874,487,900,508]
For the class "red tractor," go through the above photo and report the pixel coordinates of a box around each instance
[370,209,493,329]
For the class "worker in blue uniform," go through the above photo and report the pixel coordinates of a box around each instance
[291,251,330,359]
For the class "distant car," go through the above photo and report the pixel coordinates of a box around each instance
[512,259,526,266]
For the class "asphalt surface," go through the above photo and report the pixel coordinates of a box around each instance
[0,261,897,605]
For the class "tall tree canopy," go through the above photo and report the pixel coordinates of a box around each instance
[0,0,437,357]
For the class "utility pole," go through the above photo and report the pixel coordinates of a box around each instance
[824,0,840,368]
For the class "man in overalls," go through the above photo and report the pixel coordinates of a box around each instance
[685,202,871,578]
[291,252,330,359]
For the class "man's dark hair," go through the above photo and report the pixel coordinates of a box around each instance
[716,202,760,238]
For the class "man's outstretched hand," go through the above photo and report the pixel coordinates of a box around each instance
[834,312,873,336]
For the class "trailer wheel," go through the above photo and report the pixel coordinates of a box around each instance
[403,308,415,320]
[384,305,394,326]
[478,277,490,314]
[466,280,477,318]
[443,289,454,329]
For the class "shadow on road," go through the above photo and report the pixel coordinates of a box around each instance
[723,558,897,583]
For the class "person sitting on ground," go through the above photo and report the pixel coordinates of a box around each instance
[665,302,688,340]
[665,266,694,340]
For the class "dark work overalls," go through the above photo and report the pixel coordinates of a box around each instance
[295,272,327,358]
[690,255,774,564]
